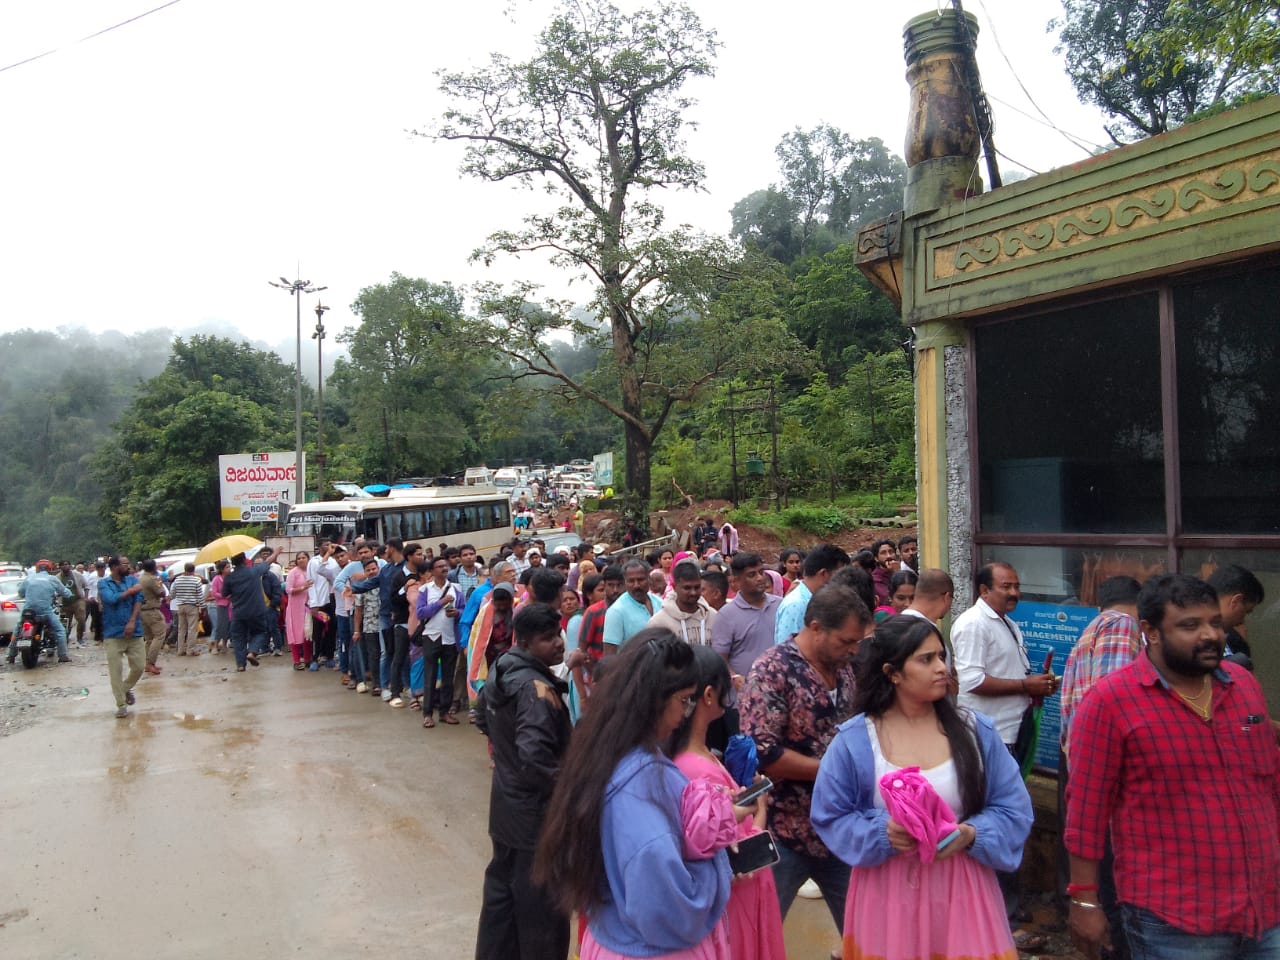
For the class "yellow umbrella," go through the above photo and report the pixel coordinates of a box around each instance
[194,534,265,566]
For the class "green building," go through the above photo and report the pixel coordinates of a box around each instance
[860,11,1280,719]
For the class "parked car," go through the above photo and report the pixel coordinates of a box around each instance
[0,575,26,642]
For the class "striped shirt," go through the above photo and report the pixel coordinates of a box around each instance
[1059,608,1142,754]
[169,574,205,606]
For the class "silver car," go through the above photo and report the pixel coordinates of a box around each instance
[0,576,25,641]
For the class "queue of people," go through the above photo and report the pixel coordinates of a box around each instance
[17,523,1275,960]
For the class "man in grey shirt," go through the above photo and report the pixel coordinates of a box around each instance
[711,551,780,685]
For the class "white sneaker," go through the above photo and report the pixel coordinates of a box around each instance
[381,689,392,702]
[356,682,368,693]
[797,878,823,900]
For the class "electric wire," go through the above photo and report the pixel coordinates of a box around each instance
[973,0,1098,156]
[987,92,1105,154]
[0,0,186,75]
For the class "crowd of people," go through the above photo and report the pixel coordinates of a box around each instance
[12,520,1277,960]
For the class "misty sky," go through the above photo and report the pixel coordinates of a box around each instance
[2,0,1106,380]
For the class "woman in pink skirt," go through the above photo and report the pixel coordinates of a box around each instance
[811,615,1033,960]
[535,629,731,960]
[284,552,312,668]
[670,646,786,960]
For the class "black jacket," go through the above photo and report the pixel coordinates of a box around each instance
[475,647,572,850]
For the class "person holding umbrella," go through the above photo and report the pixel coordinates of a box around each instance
[811,614,1033,960]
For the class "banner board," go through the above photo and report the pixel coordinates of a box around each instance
[592,452,614,487]
[219,452,302,523]
[1007,601,1099,771]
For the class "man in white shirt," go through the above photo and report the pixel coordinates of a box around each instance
[508,540,531,577]
[952,562,1057,748]
[951,561,1057,920]
[417,556,463,727]
[306,542,342,668]
[84,560,104,643]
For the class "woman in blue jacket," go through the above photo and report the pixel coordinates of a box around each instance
[811,615,1033,960]
[535,628,732,959]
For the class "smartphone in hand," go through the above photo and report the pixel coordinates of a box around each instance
[733,777,774,807]
[727,830,780,874]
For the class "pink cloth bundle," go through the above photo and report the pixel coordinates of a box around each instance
[679,778,737,860]
[878,767,959,863]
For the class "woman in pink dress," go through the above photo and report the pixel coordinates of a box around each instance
[670,646,786,960]
[284,552,313,669]
[811,615,1034,960]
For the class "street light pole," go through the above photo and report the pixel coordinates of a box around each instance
[269,275,326,504]
[312,301,330,498]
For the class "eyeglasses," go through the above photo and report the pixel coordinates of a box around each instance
[679,694,698,718]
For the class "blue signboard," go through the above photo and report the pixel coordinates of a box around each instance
[1007,601,1099,771]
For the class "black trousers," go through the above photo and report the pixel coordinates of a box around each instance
[87,599,102,642]
[388,624,410,698]
[359,631,380,684]
[474,840,569,960]
[313,599,337,661]
[423,638,458,716]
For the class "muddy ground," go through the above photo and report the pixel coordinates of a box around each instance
[0,644,856,959]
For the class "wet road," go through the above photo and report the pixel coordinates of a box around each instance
[0,647,838,959]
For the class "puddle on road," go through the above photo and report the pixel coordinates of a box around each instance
[106,761,149,782]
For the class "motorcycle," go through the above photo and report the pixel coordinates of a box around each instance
[13,607,56,669]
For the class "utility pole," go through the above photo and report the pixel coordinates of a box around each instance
[269,274,326,504]
[312,301,330,498]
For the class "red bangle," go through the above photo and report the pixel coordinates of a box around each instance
[1066,883,1098,896]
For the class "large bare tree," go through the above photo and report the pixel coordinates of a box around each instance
[431,0,764,502]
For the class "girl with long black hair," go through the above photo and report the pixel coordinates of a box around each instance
[534,628,731,959]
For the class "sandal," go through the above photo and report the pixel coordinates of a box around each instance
[371,686,381,696]
[389,697,404,708]
[422,715,436,728]
[443,710,459,725]
[293,662,305,671]
[409,698,421,712]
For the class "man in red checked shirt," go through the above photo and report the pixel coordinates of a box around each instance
[1065,573,1280,960]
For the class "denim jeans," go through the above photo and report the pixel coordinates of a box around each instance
[28,609,68,658]
[1123,905,1280,960]
[772,841,850,933]
[379,623,392,689]
[347,633,365,682]
[336,614,352,673]
[229,612,266,668]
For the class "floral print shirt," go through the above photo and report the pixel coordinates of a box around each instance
[739,638,857,858]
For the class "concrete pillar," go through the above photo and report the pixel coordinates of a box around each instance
[902,9,983,608]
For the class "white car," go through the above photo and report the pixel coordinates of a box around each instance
[0,576,25,641]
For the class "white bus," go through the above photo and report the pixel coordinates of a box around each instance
[281,486,512,557]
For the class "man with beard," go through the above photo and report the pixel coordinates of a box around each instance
[1066,574,1280,960]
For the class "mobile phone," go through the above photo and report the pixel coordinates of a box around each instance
[936,828,962,851]
[727,830,780,875]
[733,777,774,807]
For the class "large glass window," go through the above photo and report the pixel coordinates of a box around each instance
[977,545,1169,605]
[975,295,1165,534]
[1175,271,1280,534]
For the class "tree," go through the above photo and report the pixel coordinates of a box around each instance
[328,274,488,481]
[93,336,298,553]
[731,128,906,264]
[1051,0,1280,143]
[729,188,802,264]
[789,244,905,381]
[431,0,739,503]
[1138,1,1280,103]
